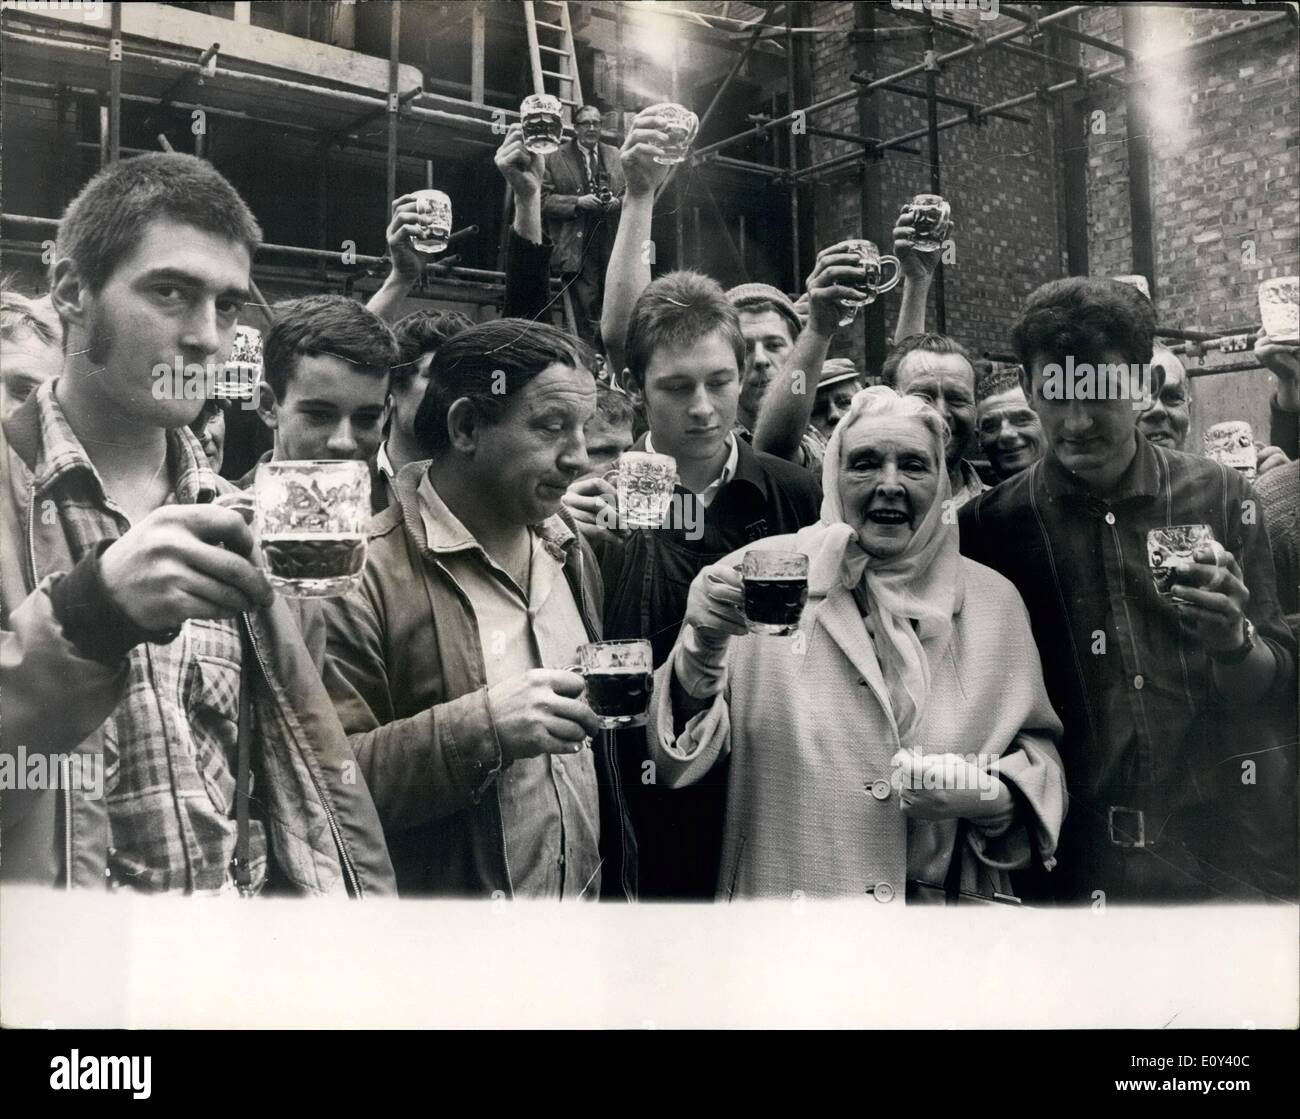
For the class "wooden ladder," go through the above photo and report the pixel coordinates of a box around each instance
[522,0,584,125]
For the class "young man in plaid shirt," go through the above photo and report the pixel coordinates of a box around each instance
[0,153,394,896]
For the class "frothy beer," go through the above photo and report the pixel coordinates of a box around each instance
[1146,524,1214,598]
[653,103,699,166]
[907,194,951,253]
[577,639,653,729]
[412,189,452,254]
[742,550,809,637]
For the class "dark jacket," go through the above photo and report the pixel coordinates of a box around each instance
[541,139,625,274]
[959,438,1297,900]
[599,434,822,899]
[321,461,637,898]
[503,227,555,322]
[0,393,396,896]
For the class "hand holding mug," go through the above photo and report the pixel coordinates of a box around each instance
[99,505,274,632]
[806,241,875,336]
[683,560,748,641]
[1169,541,1251,654]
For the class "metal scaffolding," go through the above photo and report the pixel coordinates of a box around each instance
[2,1,1296,321]
[684,1,1296,317]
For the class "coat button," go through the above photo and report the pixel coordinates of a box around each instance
[871,881,895,903]
[870,779,892,801]
[1104,512,1116,525]
[1133,674,1144,690]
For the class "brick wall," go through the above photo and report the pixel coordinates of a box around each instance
[804,2,1067,371]
[1079,6,1300,448]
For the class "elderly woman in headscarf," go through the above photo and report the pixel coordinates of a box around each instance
[646,386,1066,902]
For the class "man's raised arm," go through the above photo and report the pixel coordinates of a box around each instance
[753,243,861,461]
[366,194,426,325]
[600,106,672,379]
[892,203,943,344]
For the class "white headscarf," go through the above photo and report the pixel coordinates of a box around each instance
[805,385,965,746]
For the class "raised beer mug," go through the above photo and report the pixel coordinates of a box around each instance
[1146,524,1214,599]
[605,451,677,531]
[1203,420,1258,480]
[520,93,565,155]
[411,189,452,254]
[837,239,901,327]
[905,193,951,253]
[1259,276,1299,344]
[651,103,699,165]
[575,639,654,730]
[742,549,809,637]
[215,460,370,598]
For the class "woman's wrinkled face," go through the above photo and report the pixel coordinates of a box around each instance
[837,415,941,560]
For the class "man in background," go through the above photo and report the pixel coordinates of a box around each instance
[542,105,624,343]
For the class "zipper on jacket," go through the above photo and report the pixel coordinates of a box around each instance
[26,486,39,591]
[242,614,362,898]
[575,545,633,900]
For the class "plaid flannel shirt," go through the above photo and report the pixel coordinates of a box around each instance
[35,383,266,893]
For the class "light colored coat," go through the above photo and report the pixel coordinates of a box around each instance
[647,530,1067,902]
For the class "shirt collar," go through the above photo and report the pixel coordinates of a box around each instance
[952,459,988,503]
[416,469,576,562]
[1040,431,1162,504]
[645,429,739,501]
[376,440,395,480]
[32,380,217,504]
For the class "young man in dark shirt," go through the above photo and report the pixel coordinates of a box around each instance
[567,106,821,897]
[960,278,1296,904]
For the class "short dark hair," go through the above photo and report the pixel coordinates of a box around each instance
[881,332,976,388]
[414,318,592,456]
[593,383,635,429]
[624,270,745,390]
[576,105,602,123]
[262,295,398,401]
[55,152,261,295]
[1012,277,1155,372]
[391,308,474,386]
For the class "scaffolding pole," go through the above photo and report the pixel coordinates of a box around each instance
[107,2,121,164]
[387,1,402,206]
[786,9,800,290]
[690,5,1088,164]
[792,7,1293,184]
[924,20,945,333]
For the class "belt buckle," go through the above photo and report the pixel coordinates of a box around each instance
[1108,805,1146,848]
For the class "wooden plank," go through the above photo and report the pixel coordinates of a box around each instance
[23,3,423,95]
[470,4,485,106]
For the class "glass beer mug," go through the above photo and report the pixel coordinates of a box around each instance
[520,93,565,155]
[216,460,371,598]
[837,239,902,326]
[411,189,452,254]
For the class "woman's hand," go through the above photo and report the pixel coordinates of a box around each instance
[683,560,748,642]
[892,749,1014,825]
